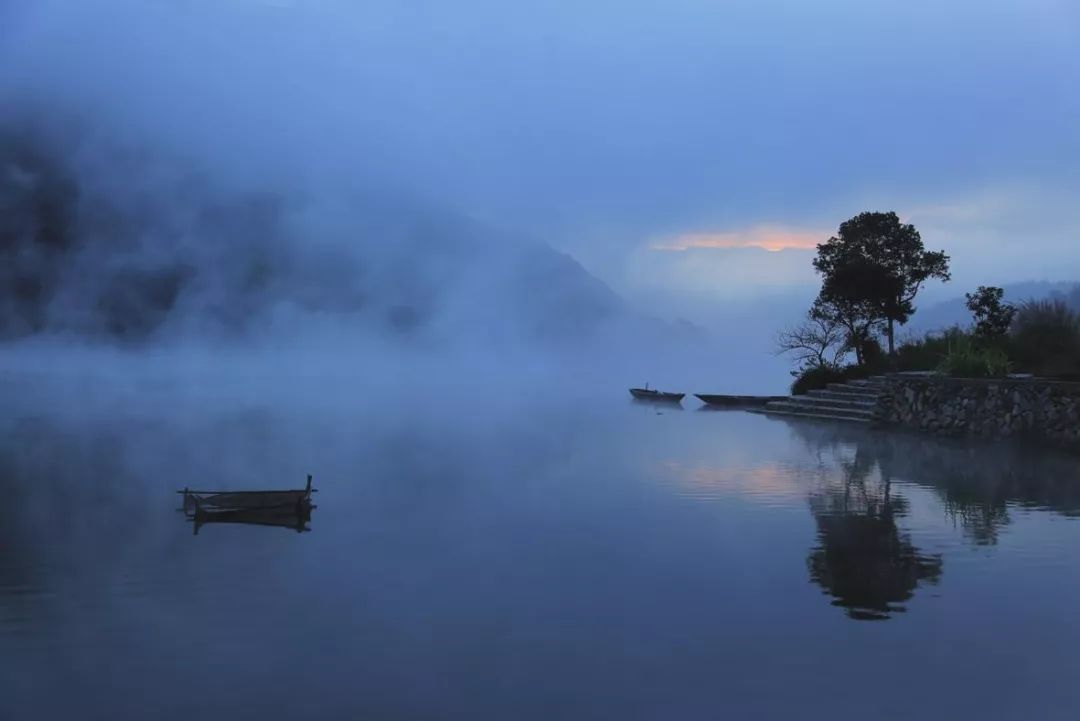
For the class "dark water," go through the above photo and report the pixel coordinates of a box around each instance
[3,387,1080,720]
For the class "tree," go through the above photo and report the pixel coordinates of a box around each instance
[964,286,1015,342]
[776,308,849,370]
[813,212,950,356]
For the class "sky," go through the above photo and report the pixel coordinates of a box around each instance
[1,0,1078,333]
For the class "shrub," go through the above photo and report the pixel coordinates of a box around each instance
[1010,299,1080,377]
[937,336,1011,378]
[790,364,869,395]
[894,327,967,372]
[985,350,1013,377]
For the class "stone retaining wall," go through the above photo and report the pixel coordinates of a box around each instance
[878,374,1080,448]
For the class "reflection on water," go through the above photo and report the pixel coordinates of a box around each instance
[782,416,1080,619]
[4,394,1080,720]
[659,461,803,504]
[780,417,1080,543]
[804,450,942,621]
[188,505,314,534]
[662,415,1080,622]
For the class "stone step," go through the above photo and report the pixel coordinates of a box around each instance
[805,389,880,405]
[796,393,879,409]
[846,378,889,389]
[749,405,872,424]
[824,383,884,396]
[763,400,876,420]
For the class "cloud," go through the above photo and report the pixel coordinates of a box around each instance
[651,225,827,253]
[885,184,1080,293]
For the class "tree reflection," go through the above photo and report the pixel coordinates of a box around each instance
[784,417,1080,546]
[939,491,1010,546]
[773,413,1080,619]
[805,441,942,621]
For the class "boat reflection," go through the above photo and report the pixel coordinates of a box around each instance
[188,503,314,535]
[631,398,685,411]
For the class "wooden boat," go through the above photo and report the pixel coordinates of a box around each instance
[629,386,685,403]
[179,474,316,518]
[695,394,787,407]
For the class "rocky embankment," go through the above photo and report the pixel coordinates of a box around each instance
[879,374,1080,448]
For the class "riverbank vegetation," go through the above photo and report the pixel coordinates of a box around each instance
[779,212,1080,393]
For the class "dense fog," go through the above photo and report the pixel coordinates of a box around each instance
[0,0,812,394]
[0,117,625,346]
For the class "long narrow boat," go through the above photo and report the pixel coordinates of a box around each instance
[695,394,788,407]
[179,474,316,518]
[629,387,685,403]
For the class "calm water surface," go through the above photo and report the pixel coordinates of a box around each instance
[3,385,1080,720]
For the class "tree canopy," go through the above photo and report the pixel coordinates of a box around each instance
[813,211,950,355]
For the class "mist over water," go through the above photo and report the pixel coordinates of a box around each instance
[4,381,1080,721]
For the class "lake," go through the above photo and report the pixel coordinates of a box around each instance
[3,380,1080,720]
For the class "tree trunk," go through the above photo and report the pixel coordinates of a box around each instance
[887,319,895,356]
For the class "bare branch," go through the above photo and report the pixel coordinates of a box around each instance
[776,311,850,369]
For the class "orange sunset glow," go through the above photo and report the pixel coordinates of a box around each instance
[651,225,826,253]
